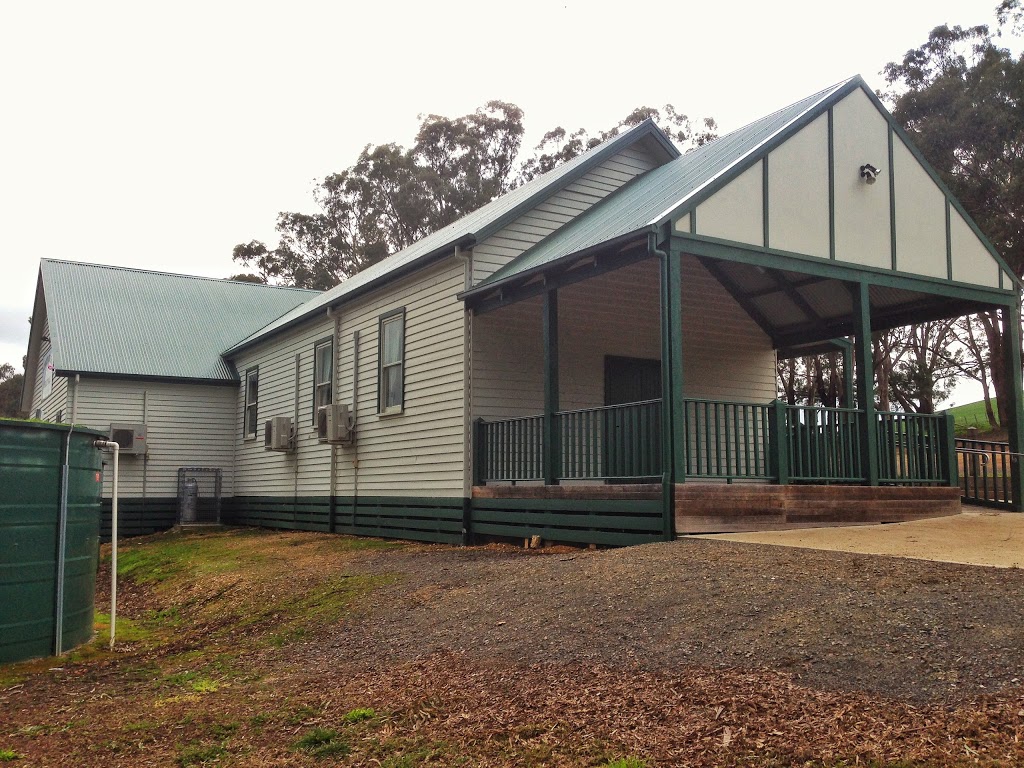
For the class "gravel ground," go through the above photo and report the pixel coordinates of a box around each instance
[325,537,1024,704]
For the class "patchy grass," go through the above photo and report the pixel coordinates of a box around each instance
[603,759,648,768]
[342,706,377,723]
[0,749,23,762]
[293,727,350,758]
[176,741,227,766]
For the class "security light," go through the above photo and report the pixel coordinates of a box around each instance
[860,164,880,185]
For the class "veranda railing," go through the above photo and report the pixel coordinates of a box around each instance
[475,399,957,487]
[956,437,1013,507]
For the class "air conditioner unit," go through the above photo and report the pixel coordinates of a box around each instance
[109,423,147,455]
[264,416,294,451]
[317,404,354,445]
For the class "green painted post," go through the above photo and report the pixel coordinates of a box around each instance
[838,338,855,409]
[768,399,790,484]
[473,417,486,487]
[1001,303,1024,511]
[543,289,560,485]
[667,251,686,485]
[940,411,958,488]
[852,282,879,485]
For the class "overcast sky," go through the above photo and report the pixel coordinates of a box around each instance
[0,0,1012,402]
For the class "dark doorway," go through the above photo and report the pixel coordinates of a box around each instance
[603,356,662,481]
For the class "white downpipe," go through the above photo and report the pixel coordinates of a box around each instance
[94,441,119,650]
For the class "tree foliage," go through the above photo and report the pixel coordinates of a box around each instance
[234,102,716,291]
[881,9,1024,426]
[0,362,23,418]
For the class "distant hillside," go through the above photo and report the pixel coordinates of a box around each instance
[948,399,999,436]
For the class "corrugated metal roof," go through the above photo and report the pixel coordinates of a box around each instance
[41,260,318,381]
[225,119,679,354]
[469,77,858,292]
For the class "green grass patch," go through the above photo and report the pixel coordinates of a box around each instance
[115,529,268,584]
[163,670,220,693]
[602,759,648,768]
[948,399,999,434]
[341,707,376,723]
[0,749,22,762]
[294,728,350,758]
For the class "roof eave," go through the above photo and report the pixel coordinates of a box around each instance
[458,226,656,305]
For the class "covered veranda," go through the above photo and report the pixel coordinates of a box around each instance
[462,233,1022,544]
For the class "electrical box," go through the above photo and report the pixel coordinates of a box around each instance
[317,404,354,445]
[109,423,147,455]
[264,416,294,451]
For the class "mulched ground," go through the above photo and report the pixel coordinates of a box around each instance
[3,531,1024,766]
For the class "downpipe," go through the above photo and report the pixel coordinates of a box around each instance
[54,423,75,655]
[94,440,120,650]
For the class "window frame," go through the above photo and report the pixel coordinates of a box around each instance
[243,366,259,438]
[312,335,334,424]
[377,307,406,416]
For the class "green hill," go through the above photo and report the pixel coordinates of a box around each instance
[947,399,999,435]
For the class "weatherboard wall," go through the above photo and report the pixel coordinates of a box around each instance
[678,86,1007,290]
[29,320,69,422]
[72,378,237,499]
[230,258,467,499]
[471,142,662,285]
[472,256,776,422]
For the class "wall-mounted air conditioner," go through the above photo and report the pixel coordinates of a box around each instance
[109,423,147,455]
[264,416,294,451]
[317,404,355,445]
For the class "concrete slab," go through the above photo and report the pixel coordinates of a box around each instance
[697,509,1024,568]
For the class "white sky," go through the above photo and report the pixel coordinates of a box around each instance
[0,0,1010,404]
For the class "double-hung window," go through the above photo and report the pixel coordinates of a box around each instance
[313,337,333,421]
[378,309,405,414]
[244,367,259,437]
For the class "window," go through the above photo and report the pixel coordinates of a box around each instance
[378,309,405,414]
[244,367,258,437]
[313,337,333,422]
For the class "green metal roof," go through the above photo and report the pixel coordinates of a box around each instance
[224,119,680,355]
[465,78,859,295]
[39,260,318,382]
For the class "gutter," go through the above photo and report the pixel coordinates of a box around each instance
[223,235,476,358]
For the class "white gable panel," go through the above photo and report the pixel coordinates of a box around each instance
[767,113,829,259]
[950,208,1001,288]
[695,163,763,246]
[892,139,947,280]
[833,88,891,270]
[673,212,691,233]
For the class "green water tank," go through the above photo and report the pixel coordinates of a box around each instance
[0,420,106,664]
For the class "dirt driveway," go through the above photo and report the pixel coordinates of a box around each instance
[699,509,1024,567]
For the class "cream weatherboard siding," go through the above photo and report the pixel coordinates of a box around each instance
[231,258,468,499]
[71,378,237,499]
[472,256,777,421]
[29,320,69,421]
[471,143,662,285]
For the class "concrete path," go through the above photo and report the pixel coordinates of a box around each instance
[698,509,1024,568]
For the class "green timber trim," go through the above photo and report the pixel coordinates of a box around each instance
[470,497,664,547]
[223,496,464,545]
[658,79,1020,292]
[658,78,863,235]
[543,288,560,485]
[669,235,1016,307]
[1002,304,1024,511]
[62,371,240,387]
[828,107,836,260]
[100,497,177,541]
[945,200,953,282]
[852,283,879,486]
[888,127,897,271]
[762,156,770,248]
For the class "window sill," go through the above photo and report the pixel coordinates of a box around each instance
[244,435,257,442]
[378,408,404,418]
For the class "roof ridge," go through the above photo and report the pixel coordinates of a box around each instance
[40,258,320,293]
